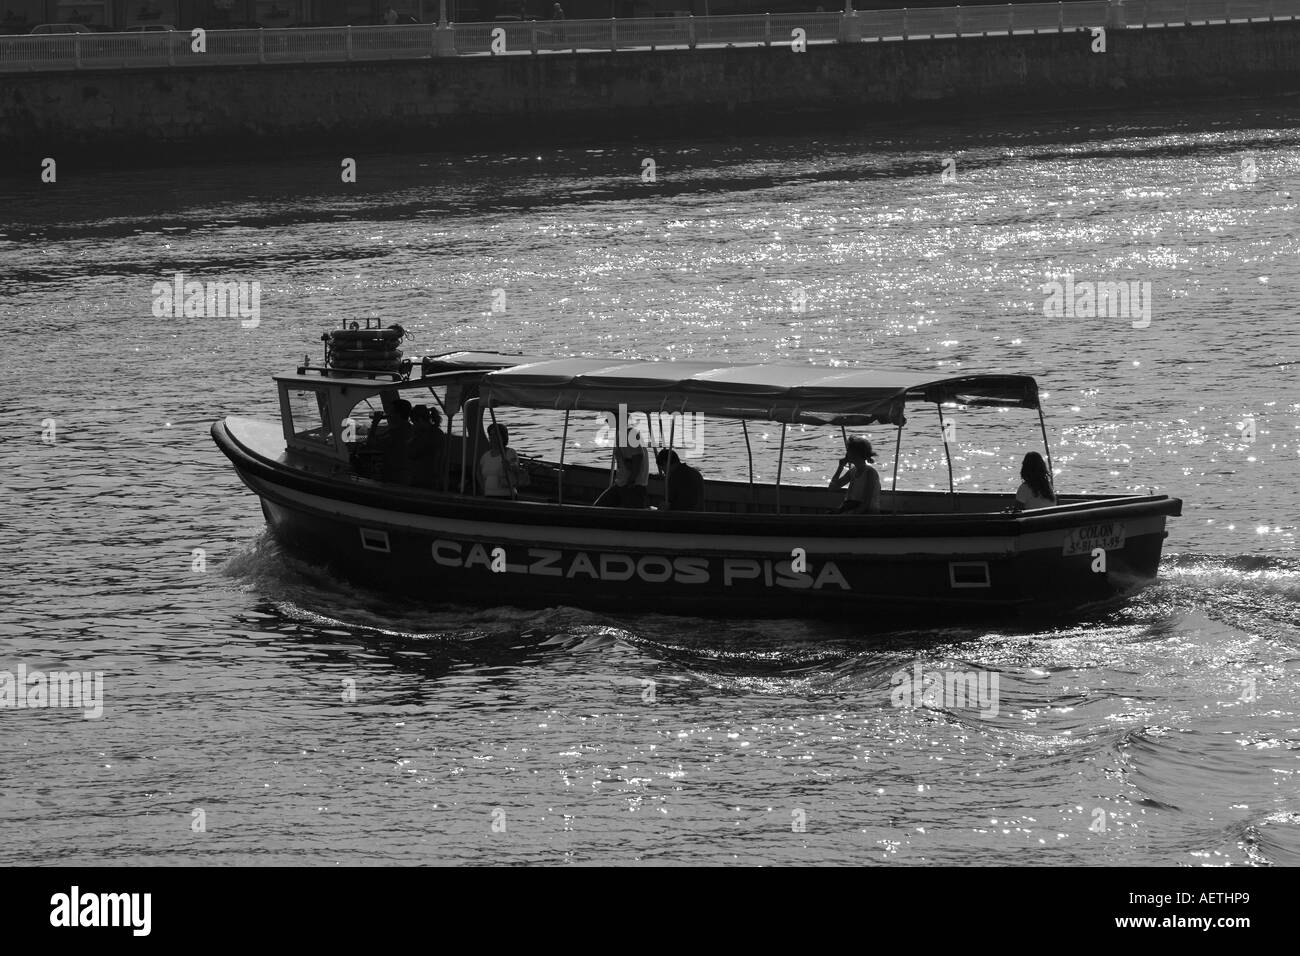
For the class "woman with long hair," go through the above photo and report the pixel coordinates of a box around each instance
[1013,451,1056,511]
[830,436,881,514]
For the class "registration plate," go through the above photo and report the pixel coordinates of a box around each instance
[1062,521,1127,556]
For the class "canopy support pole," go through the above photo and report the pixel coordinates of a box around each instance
[1037,404,1055,489]
[936,403,956,509]
[461,398,474,494]
[642,410,654,501]
[558,408,569,505]
[839,423,852,512]
[741,419,755,509]
[891,421,903,513]
[665,409,676,509]
[608,408,618,486]
[445,410,455,494]
[775,422,787,515]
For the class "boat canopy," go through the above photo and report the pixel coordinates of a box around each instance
[480,358,1040,427]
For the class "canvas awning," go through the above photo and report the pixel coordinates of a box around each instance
[481,358,1039,427]
[420,351,553,374]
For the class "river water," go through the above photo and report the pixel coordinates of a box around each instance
[1,99,1297,866]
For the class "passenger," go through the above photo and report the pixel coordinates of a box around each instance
[594,429,649,508]
[655,448,704,512]
[375,399,413,485]
[410,405,448,491]
[365,410,387,445]
[1012,451,1057,511]
[830,436,881,514]
[478,422,524,499]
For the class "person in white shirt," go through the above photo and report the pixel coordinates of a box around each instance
[1012,451,1057,511]
[478,423,523,499]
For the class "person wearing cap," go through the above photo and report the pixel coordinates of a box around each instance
[655,448,704,512]
[830,435,880,514]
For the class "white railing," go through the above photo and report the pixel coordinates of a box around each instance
[0,0,1296,72]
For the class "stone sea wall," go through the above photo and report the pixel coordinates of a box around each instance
[3,22,1299,164]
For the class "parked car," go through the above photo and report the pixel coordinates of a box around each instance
[29,23,93,34]
[118,22,188,53]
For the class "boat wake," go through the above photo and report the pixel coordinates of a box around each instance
[218,535,1299,666]
[1240,811,1300,867]
[217,535,1300,868]
[1139,552,1300,641]
[224,535,512,641]
[220,533,635,649]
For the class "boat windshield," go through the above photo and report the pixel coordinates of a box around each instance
[285,388,334,447]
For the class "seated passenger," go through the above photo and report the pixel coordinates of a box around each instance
[829,436,880,514]
[655,448,705,512]
[365,411,387,446]
[478,422,525,499]
[1012,451,1057,511]
[410,405,447,491]
[373,399,413,485]
[594,430,649,508]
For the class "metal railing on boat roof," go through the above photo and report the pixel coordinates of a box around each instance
[0,0,1294,72]
[293,357,521,384]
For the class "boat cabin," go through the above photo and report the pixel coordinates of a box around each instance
[276,350,546,465]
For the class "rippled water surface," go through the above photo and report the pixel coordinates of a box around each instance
[1,101,1297,865]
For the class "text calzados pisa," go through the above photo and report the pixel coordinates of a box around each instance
[432,540,851,589]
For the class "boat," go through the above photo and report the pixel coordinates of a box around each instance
[211,323,1182,623]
